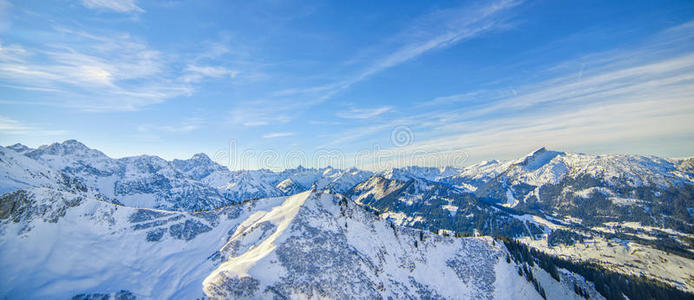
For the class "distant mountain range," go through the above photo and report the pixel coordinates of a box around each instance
[1,140,372,211]
[1,140,693,298]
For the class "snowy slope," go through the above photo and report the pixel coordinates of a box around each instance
[449,147,694,242]
[203,190,570,299]
[452,147,694,192]
[0,186,287,299]
[0,146,61,193]
[381,166,460,182]
[2,140,693,298]
[0,186,589,299]
[345,149,694,295]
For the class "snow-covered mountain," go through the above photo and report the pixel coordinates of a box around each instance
[0,181,286,298]
[0,181,593,299]
[379,166,461,182]
[458,148,694,242]
[2,140,693,298]
[1,140,372,211]
[203,190,592,299]
[348,172,533,238]
[452,147,694,194]
[347,147,694,293]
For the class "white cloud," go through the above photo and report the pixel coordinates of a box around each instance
[337,106,392,119]
[0,116,68,136]
[0,115,30,133]
[242,121,269,127]
[329,22,694,166]
[418,91,484,107]
[277,0,521,104]
[353,1,520,83]
[262,132,295,138]
[82,0,144,13]
[386,96,694,166]
[232,0,521,127]
[0,29,193,111]
[182,65,239,83]
[227,101,294,127]
[137,118,205,134]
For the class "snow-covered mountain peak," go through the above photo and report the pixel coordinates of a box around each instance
[35,139,93,155]
[202,190,543,299]
[172,152,226,180]
[321,166,336,175]
[181,152,217,167]
[120,154,171,173]
[25,139,115,171]
[0,146,60,193]
[192,152,212,161]
[438,166,459,177]
[2,139,689,298]
[5,143,31,153]
[514,147,565,171]
[276,177,304,195]
[380,166,458,182]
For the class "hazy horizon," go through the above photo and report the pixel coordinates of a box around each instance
[5,138,693,172]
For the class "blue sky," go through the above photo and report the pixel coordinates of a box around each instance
[1,0,693,170]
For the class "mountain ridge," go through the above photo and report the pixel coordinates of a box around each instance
[2,140,694,295]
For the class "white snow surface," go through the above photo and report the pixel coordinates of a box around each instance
[203,190,558,299]
[0,187,287,299]
[449,147,694,189]
[0,187,574,299]
[1,140,372,211]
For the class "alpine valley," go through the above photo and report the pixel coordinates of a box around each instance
[1,140,693,299]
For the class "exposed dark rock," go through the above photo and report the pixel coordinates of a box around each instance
[168,219,212,241]
[72,290,135,300]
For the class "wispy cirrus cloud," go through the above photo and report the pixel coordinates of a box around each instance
[0,25,252,111]
[82,0,144,13]
[227,101,293,127]
[0,115,68,136]
[275,0,521,104]
[329,21,694,166]
[228,0,522,127]
[262,132,295,139]
[329,0,521,97]
[137,117,206,134]
[0,28,192,111]
[337,106,392,119]
[182,65,239,83]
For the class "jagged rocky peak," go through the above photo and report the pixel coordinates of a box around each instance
[677,157,694,173]
[27,139,112,160]
[478,159,500,166]
[276,177,305,195]
[32,139,91,155]
[438,165,459,177]
[172,152,226,180]
[202,190,529,299]
[515,147,565,170]
[380,166,453,182]
[190,152,213,162]
[380,168,412,181]
[121,154,170,167]
[6,143,31,153]
[56,139,94,152]
[23,139,115,171]
[346,167,362,173]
